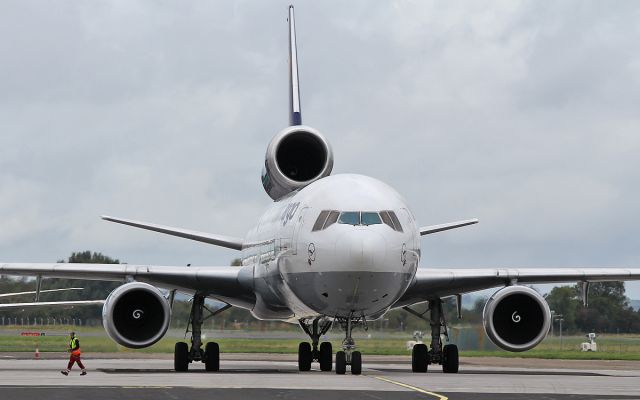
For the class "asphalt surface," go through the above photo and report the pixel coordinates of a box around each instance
[0,355,639,400]
[1,387,639,400]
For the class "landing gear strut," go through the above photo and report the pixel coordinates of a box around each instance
[174,294,230,372]
[298,317,333,371]
[335,313,366,375]
[404,298,459,373]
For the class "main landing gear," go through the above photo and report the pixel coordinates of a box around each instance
[174,294,231,372]
[404,298,459,374]
[298,317,333,372]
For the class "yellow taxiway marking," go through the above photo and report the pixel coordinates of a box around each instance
[372,375,448,400]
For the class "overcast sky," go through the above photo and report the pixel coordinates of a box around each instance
[1,1,640,299]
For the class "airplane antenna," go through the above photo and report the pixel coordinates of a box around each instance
[288,5,302,126]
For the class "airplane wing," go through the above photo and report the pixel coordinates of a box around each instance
[0,300,105,309]
[0,287,84,298]
[0,263,254,308]
[395,267,640,308]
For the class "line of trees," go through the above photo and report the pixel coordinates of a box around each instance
[543,282,640,334]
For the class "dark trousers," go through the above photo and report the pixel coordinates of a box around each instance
[67,354,85,370]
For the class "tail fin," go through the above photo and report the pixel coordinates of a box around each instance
[288,5,302,126]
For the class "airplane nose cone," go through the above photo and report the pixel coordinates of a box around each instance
[336,230,387,270]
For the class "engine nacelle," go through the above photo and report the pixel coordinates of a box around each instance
[482,285,551,352]
[102,282,171,349]
[261,125,333,200]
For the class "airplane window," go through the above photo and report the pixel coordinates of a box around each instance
[361,212,382,225]
[312,210,330,232]
[323,211,340,229]
[388,211,403,232]
[338,211,360,225]
[380,211,395,230]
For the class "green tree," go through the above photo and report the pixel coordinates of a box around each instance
[545,286,580,332]
[575,282,640,333]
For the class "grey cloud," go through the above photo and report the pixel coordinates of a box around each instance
[1,0,639,296]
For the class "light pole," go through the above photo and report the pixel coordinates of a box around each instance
[558,318,564,350]
[553,314,564,350]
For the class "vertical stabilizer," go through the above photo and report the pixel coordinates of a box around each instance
[288,5,302,126]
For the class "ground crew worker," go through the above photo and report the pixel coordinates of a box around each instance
[60,331,87,376]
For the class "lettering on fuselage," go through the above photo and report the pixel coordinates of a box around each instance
[281,202,300,227]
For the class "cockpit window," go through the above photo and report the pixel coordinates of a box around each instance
[361,212,382,225]
[312,210,402,231]
[380,210,403,232]
[338,211,360,225]
[312,210,331,232]
[379,211,394,229]
[324,211,339,229]
[312,210,340,231]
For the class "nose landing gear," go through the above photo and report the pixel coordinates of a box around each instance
[334,313,365,375]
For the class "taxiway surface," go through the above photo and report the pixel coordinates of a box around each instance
[0,354,638,399]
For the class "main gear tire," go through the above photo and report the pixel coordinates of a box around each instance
[442,344,459,373]
[319,342,333,371]
[298,342,312,371]
[204,342,220,372]
[174,342,189,372]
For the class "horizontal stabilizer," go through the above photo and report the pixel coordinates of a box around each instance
[419,218,479,236]
[101,216,244,250]
[0,300,105,309]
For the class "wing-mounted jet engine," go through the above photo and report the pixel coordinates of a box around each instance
[261,125,333,200]
[102,282,171,349]
[482,285,551,352]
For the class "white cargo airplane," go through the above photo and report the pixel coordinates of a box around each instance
[2,6,640,375]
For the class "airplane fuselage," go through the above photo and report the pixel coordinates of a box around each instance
[242,174,420,321]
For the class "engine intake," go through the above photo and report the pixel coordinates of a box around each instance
[102,282,171,349]
[262,125,333,200]
[482,285,551,352]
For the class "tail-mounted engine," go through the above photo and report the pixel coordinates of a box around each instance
[102,282,171,349]
[261,125,333,200]
[482,285,551,352]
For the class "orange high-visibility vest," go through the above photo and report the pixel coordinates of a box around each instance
[69,337,81,356]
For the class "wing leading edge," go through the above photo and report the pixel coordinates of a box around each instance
[0,263,254,309]
[395,267,640,308]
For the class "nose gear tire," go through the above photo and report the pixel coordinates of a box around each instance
[351,351,362,375]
